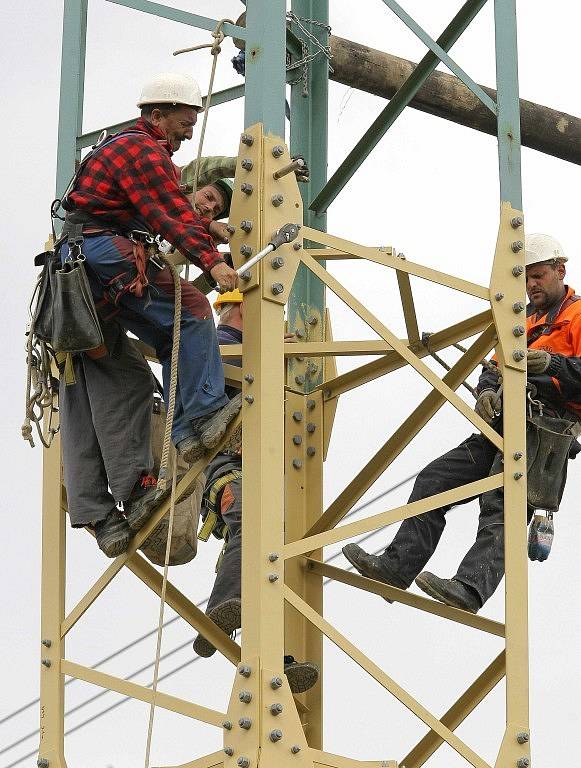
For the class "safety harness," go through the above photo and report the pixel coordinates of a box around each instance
[198,469,243,542]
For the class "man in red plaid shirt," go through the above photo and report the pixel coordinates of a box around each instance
[58,72,241,555]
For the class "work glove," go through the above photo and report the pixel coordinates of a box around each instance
[526,349,552,374]
[291,154,310,183]
[475,389,502,423]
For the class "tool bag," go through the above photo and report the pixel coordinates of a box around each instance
[139,397,204,566]
[526,412,574,512]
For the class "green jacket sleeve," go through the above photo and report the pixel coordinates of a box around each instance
[180,156,237,188]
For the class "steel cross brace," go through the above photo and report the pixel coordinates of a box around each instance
[311,0,489,214]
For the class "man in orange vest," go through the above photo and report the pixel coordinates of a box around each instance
[343,234,581,613]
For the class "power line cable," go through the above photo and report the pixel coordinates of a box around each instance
[1,473,417,766]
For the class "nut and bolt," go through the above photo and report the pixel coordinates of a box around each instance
[512,349,526,362]
[512,264,524,277]
[307,315,318,326]
[268,553,279,562]
[514,472,524,480]
[324,388,332,398]
[293,435,302,445]
[513,301,525,313]
[270,703,283,715]
[37,760,49,768]
[240,219,253,233]
[295,375,305,385]
[268,573,279,582]
[239,717,252,730]
[272,145,284,158]
[224,747,234,756]
[245,395,254,404]
[223,720,233,730]
[244,374,254,383]
[41,639,52,648]
[269,729,283,743]
[517,732,530,745]
[306,361,319,375]
[307,399,316,410]
[513,451,524,460]
[241,158,253,171]
[241,183,253,195]
[495,292,505,301]
[272,194,284,207]
[307,447,316,457]
[293,411,303,422]
[270,676,283,689]
[240,244,253,258]
[41,659,51,668]
[271,282,284,296]
[241,271,252,281]
[226,224,236,235]
[292,458,303,469]
[237,758,250,768]
[511,216,524,228]
[516,759,530,768]
[271,256,284,269]
[239,664,252,678]
[291,745,301,754]
[241,134,254,146]
[239,690,253,703]
[306,423,316,433]
[513,325,526,337]
[511,240,524,253]
[293,242,302,251]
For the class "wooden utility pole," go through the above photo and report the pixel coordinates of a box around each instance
[330,35,581,165]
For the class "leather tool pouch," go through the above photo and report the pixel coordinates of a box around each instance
[526,413,574,512]
[51,255,104,353]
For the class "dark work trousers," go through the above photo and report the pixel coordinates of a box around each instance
[378,432,516,607]
[59,326,155,527]
[206,477,242,614]
[60,235,229,445]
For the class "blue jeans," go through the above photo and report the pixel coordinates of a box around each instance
[60,234,228,443]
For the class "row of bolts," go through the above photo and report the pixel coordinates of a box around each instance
[222,663,302,765]
[499,216,527,363]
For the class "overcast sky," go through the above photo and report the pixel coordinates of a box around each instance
[1,1,580,767]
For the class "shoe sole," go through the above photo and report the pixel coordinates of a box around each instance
[97,527,131,558]
[200,395,242,450]
[193,598,241,658]
[342,545,394,603]
[284,662,319,694]
[179,440,205,464]
[414,575,478,614]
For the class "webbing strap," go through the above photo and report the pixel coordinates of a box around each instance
[198,469,243,541]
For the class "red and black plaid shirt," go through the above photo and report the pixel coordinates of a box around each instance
[67,118,224,273]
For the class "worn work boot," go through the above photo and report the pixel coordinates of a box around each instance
[176,435,205,464]
[342,543,401,602]
[415,572,481,614]
[193,394,243,451]
[125,474,171,533]
[94,510,131,558]
[193,598,242,658]
[284,656,320,694]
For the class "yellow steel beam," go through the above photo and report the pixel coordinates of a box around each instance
[396,268,420,344]
[126,552,241,665]
[321,310,492,399]
[301,228,489,301]
[61,660,226,726]
[284,586,492,768]
[305,325,497,539]
[305,560,504,638]
[400,651,506,768]
[284,473,503,560]
[300,254,501,451]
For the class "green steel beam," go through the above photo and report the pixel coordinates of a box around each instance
[55,0,87,197]
[311,0,488,215]
[381,0,497,115]
[494,0,522,209]
[288,1,329,391]
[106,0,246,40]
[244,0,286,133]
[77,84,246,149]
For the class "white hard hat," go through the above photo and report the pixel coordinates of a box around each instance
[525,233,568,267]
[137,72,203,110]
